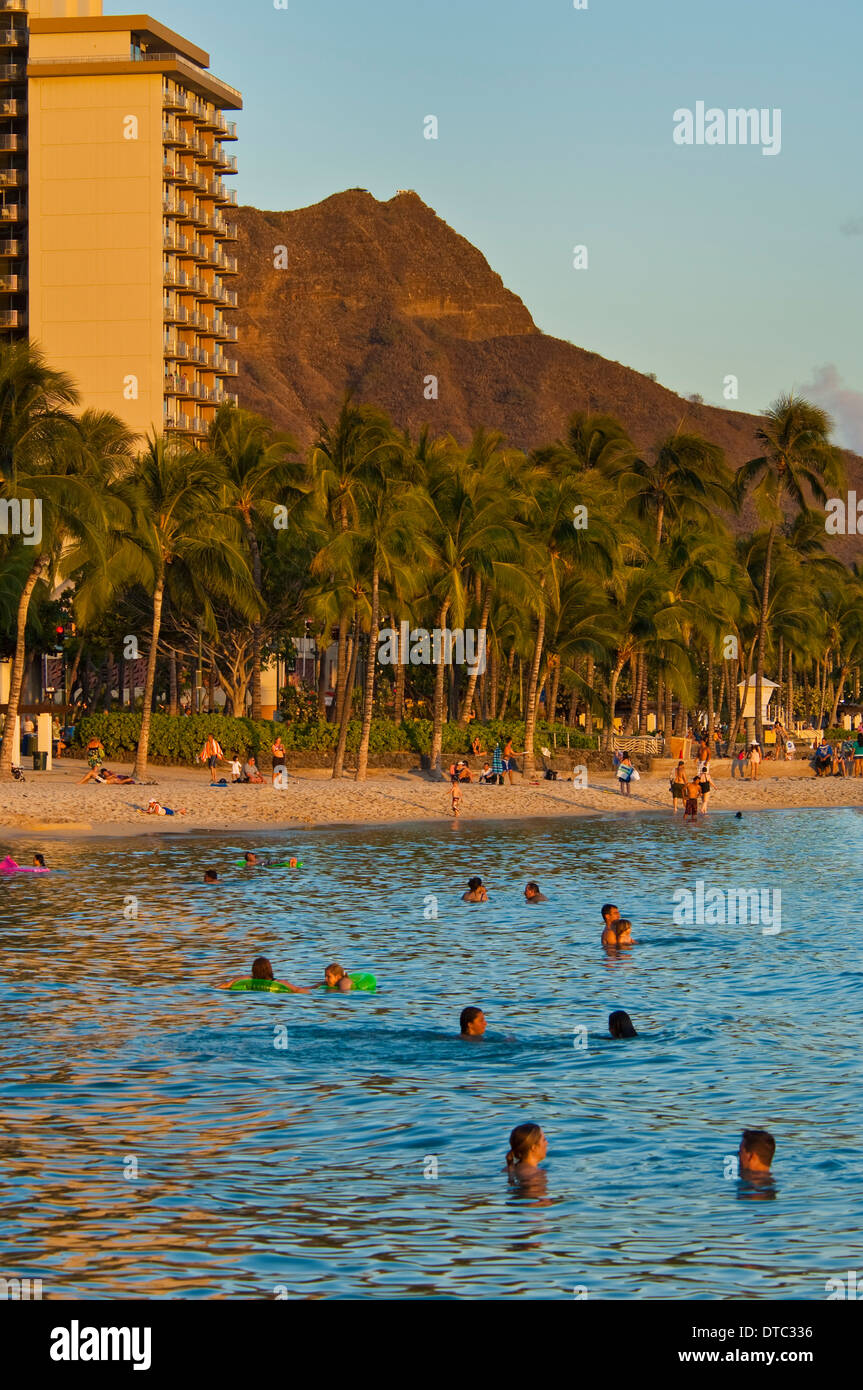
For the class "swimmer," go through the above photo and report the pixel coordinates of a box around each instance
[505,1123,548,1182]
[203,869,218,883]
[608,1009,637,1038]
[462,875,488,902]
[222,955,310,993]
[600,903,620,932]
[735,811,743,819]
[242,851,259,866]
[322,963,355,992]
[738,1128,775,1175]
[524,881,547,903]
[602,917,634,949]
[33,852,47,869]
[460,1006,487,1037]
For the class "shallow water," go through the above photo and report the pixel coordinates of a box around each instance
[0,808,861,1299]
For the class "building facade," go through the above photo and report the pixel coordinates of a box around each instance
[1,0,240,439]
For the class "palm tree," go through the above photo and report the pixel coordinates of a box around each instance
[208,403,302,718]
[91,435,261,781]
[617,428,732,548]
[0,343,133,779]
[734,395,844,743]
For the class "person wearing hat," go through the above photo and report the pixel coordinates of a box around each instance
[746,741,762,780]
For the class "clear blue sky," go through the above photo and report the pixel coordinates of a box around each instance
[153,0,863,449]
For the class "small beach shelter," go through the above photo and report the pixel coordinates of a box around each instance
[737,675,779,721]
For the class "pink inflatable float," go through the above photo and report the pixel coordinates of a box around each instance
[0,856,49,874]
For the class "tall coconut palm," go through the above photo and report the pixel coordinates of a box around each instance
[734,395,844,743]
[90,435,261,781]
[617,429,733,548]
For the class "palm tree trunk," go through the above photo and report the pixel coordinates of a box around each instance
[547,656,560,726]
[706,647,714,747]
[394,623,406,724]
[316,626,328,717]
[522,604,546,778]
[168,653,179,716]
[332,612,359,778]
[585,654,595,736]
[788,649,794,731]
[754,523,776,746]
[244,524,264,720]
[430,600,451,778]
[777,634,784,723]
[0,555,48,779]
[458,589,490,726]
[817,649,830,732]
[333,610,349,725]
[726,638,755,756]
[65,643,83,706]
[829,664,848,728]
[606,655,625,752]
[356,567,380,781]
[499,645,515,720]
[133,575,165,781]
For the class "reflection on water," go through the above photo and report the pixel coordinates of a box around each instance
[0,810,861,1298]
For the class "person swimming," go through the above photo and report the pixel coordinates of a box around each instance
[203,869,218,883]
[33,853,46,869]
[738,1128,775,1175]
[322,963,355,992]
[602,917,634,949]
[460,1006,487,1037]
[223,956,309,993]
[524,881,547,903]
[601,903,620,931]
[505,1123,548,1182]
[608,1009,637,1038]
[242,851,259,866]
[462,876,488,902]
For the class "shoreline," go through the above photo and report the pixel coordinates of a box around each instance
[2,757,863,840]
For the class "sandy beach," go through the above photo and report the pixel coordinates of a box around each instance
[2,756,863,837]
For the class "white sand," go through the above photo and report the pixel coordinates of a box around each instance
[1,756,862,837]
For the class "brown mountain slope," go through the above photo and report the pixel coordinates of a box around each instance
[234,190,863,507]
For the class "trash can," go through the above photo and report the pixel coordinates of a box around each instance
[21,732,33,757]
[32,750,48,771]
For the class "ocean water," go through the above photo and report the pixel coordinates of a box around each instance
[0,808,861,1300]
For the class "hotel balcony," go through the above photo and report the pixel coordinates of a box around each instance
[0,28,26,46]
[0,307,22,327]
[0,2,27,12]
[0,204,23,221]
[0,99,22,117]
[0,134,22,151]
[212,320,237,342]
[0,237,21,255]
[0,271,22,291]
[164,408,209,436]
[0,63,24,81]
[0,169,25,188]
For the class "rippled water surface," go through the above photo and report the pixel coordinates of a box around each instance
[1,808,862,1299]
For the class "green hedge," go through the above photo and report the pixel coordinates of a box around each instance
[73,713,597,764]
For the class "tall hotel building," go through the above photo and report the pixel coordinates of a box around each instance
[0,0,240,439]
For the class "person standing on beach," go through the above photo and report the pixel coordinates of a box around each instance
[200,734,224,784]
[747,742,762,780]
[616,752,636,796]
[684,774,700,820]
[854,730,863,778]
[451,779,462,817]
[697,756,714,814]
[492,740,505,786]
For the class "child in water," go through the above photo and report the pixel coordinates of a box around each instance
[505,1123,548,1183]
[684,775,701,821]
[602,917,634,949]
[321,963,355,992]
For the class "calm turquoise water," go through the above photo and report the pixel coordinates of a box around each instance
[1,809,861,1300]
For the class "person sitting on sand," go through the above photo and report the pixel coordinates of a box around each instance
[505,1123,548,1183]
[524,881,547,903]
[670,760,687,813]
[462,875,488,902]
[602,917,634,949]
[470,735,484,758]
[102,769,135,785]
[143,798,186,816]
[738,1128,775,1175]
[684,774,701,820]
[478,762,494,784]
[243,754,263,784]
[204,869,219,883]
[460,1006,487,1038]
[223,955,310,993]
[609,1009,637,1038]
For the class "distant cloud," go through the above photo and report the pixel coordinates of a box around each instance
[799,365,863,456]
[840,217,863,236]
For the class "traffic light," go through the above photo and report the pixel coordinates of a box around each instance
[54,624,65,653]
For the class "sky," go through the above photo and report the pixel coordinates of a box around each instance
[151,0,863,449]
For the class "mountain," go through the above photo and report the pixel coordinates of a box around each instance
[233,190,862,502]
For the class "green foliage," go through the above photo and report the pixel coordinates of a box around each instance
[73,713,596,762]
